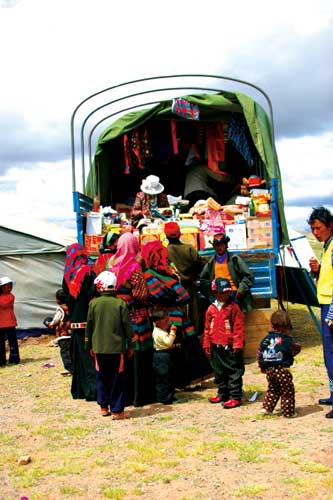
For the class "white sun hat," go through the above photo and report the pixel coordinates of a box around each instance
[0,276,15,287]
[140,175,164,195]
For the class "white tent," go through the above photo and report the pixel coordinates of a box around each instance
[0,217,76,329]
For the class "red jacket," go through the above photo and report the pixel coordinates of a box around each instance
[0,293,17,328]
[203,301,245,350]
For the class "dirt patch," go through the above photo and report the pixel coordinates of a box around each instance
[1,304,333,500]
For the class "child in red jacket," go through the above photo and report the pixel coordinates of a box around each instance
[203,278,245,408]
[0,276,20,366]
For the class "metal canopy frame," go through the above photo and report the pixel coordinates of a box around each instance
[70,74,276,197]
[69,74,285,302]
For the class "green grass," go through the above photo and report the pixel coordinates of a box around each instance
[0,306,331,500]
[234,483,269,497]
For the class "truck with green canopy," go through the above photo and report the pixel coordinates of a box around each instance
[70,74,289,300]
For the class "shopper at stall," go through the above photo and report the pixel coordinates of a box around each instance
[165,221,204,334]
[45,288,72,375]
[108,232,154,407]
[85,271,134,419]
[0,276,20,365]
[151,310,178,405]
[92,231,120,275]
[141,240,212,389]
[131,174,169,220]
[63,243,97,401]
[308,206,333,418]
[200,233,254,312]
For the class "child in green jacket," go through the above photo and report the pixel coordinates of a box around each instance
[85,271,134,419]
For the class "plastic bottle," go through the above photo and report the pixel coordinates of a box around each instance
[93,195,100,212]
[249,197,256,216]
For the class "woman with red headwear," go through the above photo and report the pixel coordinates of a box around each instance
[63,243,97,401]
[108,232,154,407]
[141,240,212,390]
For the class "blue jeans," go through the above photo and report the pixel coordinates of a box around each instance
[320,305,333,399]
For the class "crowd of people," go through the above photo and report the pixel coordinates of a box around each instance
[1,206,333,420]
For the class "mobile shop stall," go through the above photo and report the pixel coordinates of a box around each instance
[71,75,288,305]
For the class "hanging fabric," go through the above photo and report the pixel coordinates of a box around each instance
[228,114,255,166]
[170,120,178,154]
[172,98,200,120]
[206,123,226,174]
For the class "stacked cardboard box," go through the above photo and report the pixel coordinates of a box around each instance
[246,216,273,249]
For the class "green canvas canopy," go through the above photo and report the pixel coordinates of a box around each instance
[87,90,288,244]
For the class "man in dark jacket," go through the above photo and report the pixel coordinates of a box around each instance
[199,233,254,313]
[165,221,204,334]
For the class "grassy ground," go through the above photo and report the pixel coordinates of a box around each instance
[1,301,332,500]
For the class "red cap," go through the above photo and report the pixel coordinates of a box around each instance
[164,221,181,238]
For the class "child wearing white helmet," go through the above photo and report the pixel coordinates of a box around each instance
[0,276,20,365]
[85,271,134,419]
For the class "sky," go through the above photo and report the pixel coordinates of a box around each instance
[0,0,332,233]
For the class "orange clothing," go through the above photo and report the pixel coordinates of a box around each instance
[0,293,17,328]
[214,261,236,290]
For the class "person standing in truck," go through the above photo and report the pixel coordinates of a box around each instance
[131,175,169,221]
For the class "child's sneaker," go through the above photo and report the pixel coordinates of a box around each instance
[208,395,224,404]
[223,399,242,409]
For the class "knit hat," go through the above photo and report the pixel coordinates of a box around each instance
[211,233,230,246]
[140,175,164,195]
[164,221,181,238]
[94,271,117,293]
[211,278,232,293]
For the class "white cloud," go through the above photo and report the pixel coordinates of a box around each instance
[276,133,333,200]
[0,0,332,236]
[0,161,75,226]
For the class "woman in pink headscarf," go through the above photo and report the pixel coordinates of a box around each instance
[108,232,154,406]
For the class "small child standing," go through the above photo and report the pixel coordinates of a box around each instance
[85,271,134,419]
[45,289,72,375]
[203,278,245,409]
[257,310,301,418]
[152,310,178,405]
[0,276,20,366]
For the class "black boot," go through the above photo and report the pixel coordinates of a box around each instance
[325,407,333,419]
[319,398,333,405]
